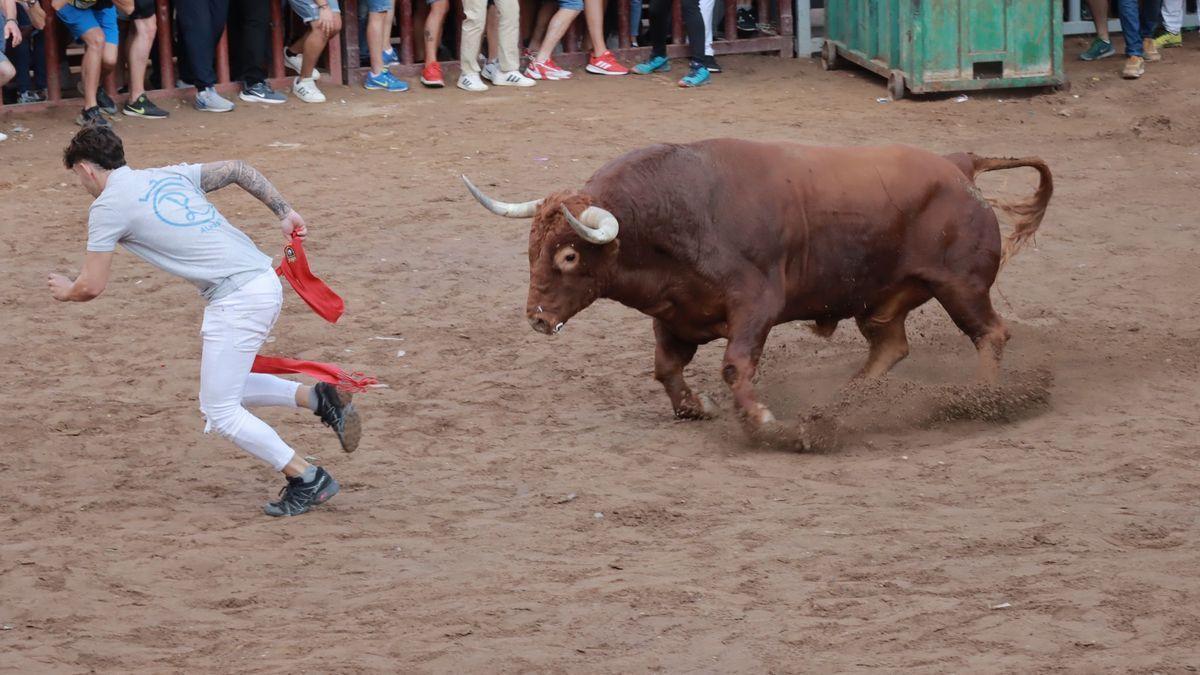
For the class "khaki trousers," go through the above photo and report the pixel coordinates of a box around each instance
[459,0,521,74]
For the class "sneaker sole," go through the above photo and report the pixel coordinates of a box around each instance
[239,93,287,104]
[329,390,362,453]
[122,109,168,118]
[585,64,628,75]
[492,79,535,87]
[457,83,488,92]
[195,106,235,112]
[421,78,446,87]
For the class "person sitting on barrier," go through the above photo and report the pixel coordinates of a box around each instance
[1154,0,1184,48]
[51,0,127,127]
[115,0,167,118]
[1117,0,1162,79]
[362,0,407,92]
[631,0,709,87]
[230,0,287,104]
[1,0,19,141]
[284,0,341,103]
[1080,0,1116,61]
[458,0,528,91]
[415,0,450,87]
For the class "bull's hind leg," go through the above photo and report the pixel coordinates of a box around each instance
[931,281,1011,384]
[653,320,716,419]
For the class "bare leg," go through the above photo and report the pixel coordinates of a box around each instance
[535,7,582,62]
[424,0,449,65]
[81,28,105,109]
[530,1,556,47]
[653,320,715,419]
[486,3,499,60]
[1087,0,1110,41]
[129,16,156,100]
[367,9,390,73]
[583,0,608,56]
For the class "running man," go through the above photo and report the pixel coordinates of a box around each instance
[48,126,361,517]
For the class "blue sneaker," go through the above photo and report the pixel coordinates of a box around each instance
[678,63,710,87]
[382,48,399,66]
[364,71,410,92]
[632,54,670,74]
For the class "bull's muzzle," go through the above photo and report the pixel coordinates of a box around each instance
[528,312,565,335]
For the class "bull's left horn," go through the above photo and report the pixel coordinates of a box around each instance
[461,175,542,218]
[561,205,619,245]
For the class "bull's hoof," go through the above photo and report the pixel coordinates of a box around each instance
[748,421,807,452]
[675,393,718,420]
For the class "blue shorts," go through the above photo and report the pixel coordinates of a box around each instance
[56,4,119,44]
[287,0,341,23]
[549,0,583,10]
[364,0,393,11]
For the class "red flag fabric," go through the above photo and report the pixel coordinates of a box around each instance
[275,235,344,324]
[249,236,378,393]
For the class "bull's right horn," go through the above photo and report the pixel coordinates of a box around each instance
[461,175,542,218]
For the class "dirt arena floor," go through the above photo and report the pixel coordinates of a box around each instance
[3,37,1200,673]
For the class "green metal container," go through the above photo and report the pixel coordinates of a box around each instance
[821,0,1065,98]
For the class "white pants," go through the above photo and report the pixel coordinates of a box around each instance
[1161,0,1184,32]
[700,0,715,55]
[199,270,302,472]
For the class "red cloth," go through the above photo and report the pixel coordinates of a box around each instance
[275,235,344,324]
[250,236,377,392]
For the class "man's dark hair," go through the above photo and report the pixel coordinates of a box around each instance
[62,125,127,170]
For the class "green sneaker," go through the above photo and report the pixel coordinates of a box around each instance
[1153,30,1182,48]
[1079,37,1116,61]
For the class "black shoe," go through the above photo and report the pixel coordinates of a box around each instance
[313,382,362,453]
[736,6,757,33]
[704,55,722,73]
[76,106,111,128]
[123,94,169,119]
[264,466,340,517]
[96,88,117,115]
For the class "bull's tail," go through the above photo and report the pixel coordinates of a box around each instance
[950,153,1054,267]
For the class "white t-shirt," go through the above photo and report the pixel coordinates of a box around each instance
[87,164,273,302]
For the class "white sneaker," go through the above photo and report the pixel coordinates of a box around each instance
[283,51,321,81]
[457,73,489,92]
[0,131,7,142]
[481,59,500,83]
[491,70,535,87]
[292,77,326,103]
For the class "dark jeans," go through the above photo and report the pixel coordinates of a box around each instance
[8,7,47,92]
[647,0,704,63]
[1118,0,1162,56]
[229,0,270,85]
[176,0,230,88]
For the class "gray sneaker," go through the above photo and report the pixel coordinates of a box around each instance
[239,81,287,104]
[194,87,235,112]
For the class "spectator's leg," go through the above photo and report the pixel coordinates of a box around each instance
[1087,0,1109,41]
[1161,0,1184,34]
[177,0,218,88]
[33,31,47,92]
[417,0,446,65]
[11,12,33,93]
[459,0,486,75]
[646,0,669,57]
[494,0,520,71]
[629,0,641,44]
[0,56,14,89]
[367,3,395,75]
[534,6,581,62]
[1140,0,1162,38]
[530,1,555,46]
[1116,0,1142,55]
[80,28,105,109]
[698,0,713,56]
[681,0,704,62]
[519,0,537,44]
[237,0,270,86]
[486,3,499,61]
[583,0,607,56]
[129,16,156,99]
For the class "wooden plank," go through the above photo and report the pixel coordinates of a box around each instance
[44,0,63,102]
[400,0,415,65]
[618,0,631,48]
[270,0,286,79]
[342,0,361,81]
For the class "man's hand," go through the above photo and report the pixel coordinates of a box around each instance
[27,2,45,30]
[4,18,21,47]
[112,0,134,15]
[280,210,307,240]
[48,273,75,301]
[315,6,335,35]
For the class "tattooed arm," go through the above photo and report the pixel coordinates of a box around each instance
[199,160,307,239]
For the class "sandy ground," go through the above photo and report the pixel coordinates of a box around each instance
[2,38,1200,673]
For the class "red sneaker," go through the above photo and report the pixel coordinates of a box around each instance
[421,62,445,88]
[524,59,573,80]
[586,51,629,76]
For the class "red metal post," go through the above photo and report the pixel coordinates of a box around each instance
[671,0,682,44]
[776,0,792,56]
[617,0,630,48]
[155,0,175,88]
[342,0,360,79]
[43,0,62,101]
[328,31,343,84]
[216,29,231,84]
[400,0,414,65]
[270,0,286,79]
[723,0,734,43]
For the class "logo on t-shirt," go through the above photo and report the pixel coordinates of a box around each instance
[140,175,222,232]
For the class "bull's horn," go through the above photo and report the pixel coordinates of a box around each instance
[561,205,619,245]
[461,175,542,218]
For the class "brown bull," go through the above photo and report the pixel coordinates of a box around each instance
[463,139,1052,445]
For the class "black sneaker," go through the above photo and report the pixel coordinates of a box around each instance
[736,6,757,33]
[313,382,362,453]
[123,94,169,119]
[96,88,117,115]
[76,106,111,128]
[264,466,340,517]
[704,55,722,73]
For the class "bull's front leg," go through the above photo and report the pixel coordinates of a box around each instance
[653,320,716,419]
[722,301,801,449]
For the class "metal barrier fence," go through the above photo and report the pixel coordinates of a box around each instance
[1,0,792,113]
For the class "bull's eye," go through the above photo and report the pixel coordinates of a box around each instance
[554,246,580,272]
[565,253,577,263]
